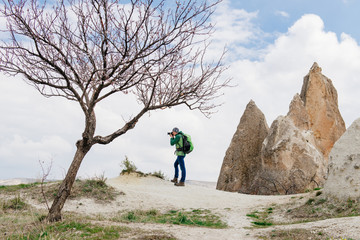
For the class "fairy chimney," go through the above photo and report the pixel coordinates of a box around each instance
[216,100,269,193]
[300,62,346,159]
[217,63,346,195]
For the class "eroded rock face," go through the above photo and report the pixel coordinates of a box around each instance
[250,116,325,195]
[216,100,269,193]
[217,62,346,195]
[300,62,346,159]
[324,118,360,200]
[287,93,309,130]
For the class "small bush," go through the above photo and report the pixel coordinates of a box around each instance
[306,198,315,205]
[38,177,120,202]
[151,170,165,180]
[73,178,119,201]
[246,213,259,219]
[120,156,138,174]
[2,196,27,210]
[252,221,273,226]
[315,198,327,205]
[124,211,138,221]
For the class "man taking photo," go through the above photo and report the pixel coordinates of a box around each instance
[169,127,186,187]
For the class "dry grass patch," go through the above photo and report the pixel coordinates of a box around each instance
[0,203,176,240]
[247,189,360,240]
[285,192,360,223]
[0,177,122,204]
[257,228,332,240]
[111,208,228,229]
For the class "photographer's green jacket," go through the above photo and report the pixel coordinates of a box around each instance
[170,132,185,156]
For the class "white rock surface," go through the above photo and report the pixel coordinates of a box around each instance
[324,118,360,200]
[251,115,325,194]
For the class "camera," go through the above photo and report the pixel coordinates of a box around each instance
[167,132,172,136]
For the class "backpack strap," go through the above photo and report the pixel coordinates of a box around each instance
[176,133,185,152]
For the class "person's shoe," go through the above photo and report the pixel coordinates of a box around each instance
[175,181,185,187]
[171,178,178,183]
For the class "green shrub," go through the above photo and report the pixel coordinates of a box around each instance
[315,198,327,205]
[246,213,259,219]
[252,221,273,226]
[306,198,315,205]
[73,178,118,201]
[316,191,322,196]
[2,196,27,210]
[151,170,165,180]
[120,156,138,174]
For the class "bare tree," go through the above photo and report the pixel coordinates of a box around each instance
[0,0,228,221]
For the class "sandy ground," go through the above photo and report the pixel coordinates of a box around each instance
[6,175,357,239]
[32,174,353,240]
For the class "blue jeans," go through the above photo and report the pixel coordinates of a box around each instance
[174,155,186,182]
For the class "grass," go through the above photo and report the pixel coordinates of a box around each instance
[0,182,44,192]
[113,208,228,229]
[0,177,122,204]
[248,189,360,228]
[9,220,132,240]
[258,228,332,240]
[1,196,28,210]
[248,188,360,239]
[0,204,176,240]
[120,156,138,175]
[70,178,122,202]
[0,177,225,239]
[0,202,220,239]
[286,195,360,222]
[246,207,276,227]
[120,156,166,180]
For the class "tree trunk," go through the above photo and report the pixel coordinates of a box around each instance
[47,140,91,222]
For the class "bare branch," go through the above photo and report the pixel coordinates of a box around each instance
[39,159,53,211]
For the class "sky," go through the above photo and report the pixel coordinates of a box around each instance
[1,0,360,182]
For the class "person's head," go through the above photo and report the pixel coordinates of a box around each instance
[172,127,179,135]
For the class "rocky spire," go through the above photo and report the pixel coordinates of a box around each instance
[216,100,269,193]
[300,62,346,159]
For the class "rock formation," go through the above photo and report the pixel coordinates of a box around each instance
[251,115,325,194]
[300,62,346,159]
[323,118,360,200]
[287,93,310,130]
[217,63,346,195]
[216,100,269,193]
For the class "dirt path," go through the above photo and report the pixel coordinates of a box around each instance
[104,175,296,239]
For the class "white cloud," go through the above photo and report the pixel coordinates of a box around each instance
[0,135,72,159]
[275,10,290,18]
[205,0,267,61]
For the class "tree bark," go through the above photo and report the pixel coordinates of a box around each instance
[47,140,91,222]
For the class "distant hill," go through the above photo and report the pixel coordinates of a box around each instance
[0,178,41,186]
